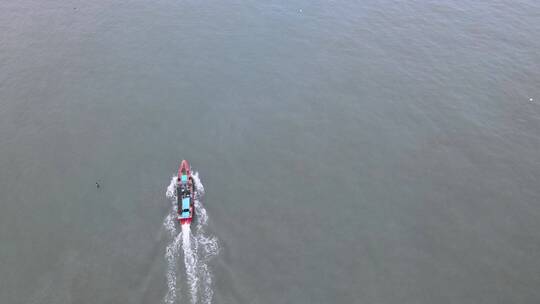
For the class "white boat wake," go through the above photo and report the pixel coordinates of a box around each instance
[163,172,219,304]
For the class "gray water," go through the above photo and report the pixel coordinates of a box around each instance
[1,0,540,303]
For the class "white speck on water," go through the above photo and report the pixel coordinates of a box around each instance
[529,98,533,102]
[299,9,303,13]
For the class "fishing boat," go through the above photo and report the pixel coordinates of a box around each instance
[177,160,194,225]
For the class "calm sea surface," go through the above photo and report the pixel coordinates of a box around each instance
[1,1,539,303]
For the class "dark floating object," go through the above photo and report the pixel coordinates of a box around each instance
[96,182,100,188]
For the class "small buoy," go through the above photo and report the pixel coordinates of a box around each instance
[299,9,303,13]
[96,182,100,188]
[529,98,534,102]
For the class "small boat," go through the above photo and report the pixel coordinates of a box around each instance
[177,160,195,225]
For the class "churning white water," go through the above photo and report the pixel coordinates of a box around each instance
[182,223,199,304]
[163,172,219,304]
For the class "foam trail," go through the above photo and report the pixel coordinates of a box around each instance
[164,225,182,304]
[164,177,181,304]
[182,224,199,304]
[192,172,219,304]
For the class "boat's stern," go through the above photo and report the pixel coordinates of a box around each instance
[178,196,193,224]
